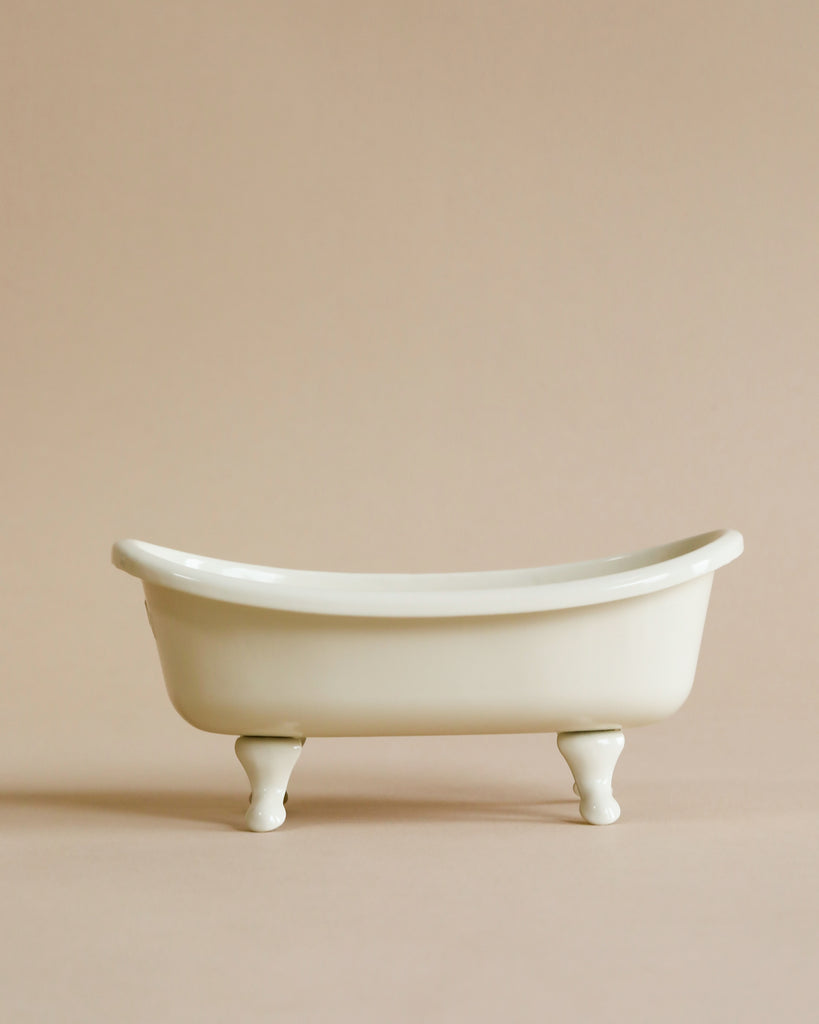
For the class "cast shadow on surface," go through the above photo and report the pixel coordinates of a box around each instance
[0,787,578,830]
[2,778,806,831]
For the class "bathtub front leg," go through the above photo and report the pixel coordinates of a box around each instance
[235,737,304,832]
[557,730,624,825]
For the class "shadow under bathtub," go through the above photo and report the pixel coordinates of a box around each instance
[0,786,578,831]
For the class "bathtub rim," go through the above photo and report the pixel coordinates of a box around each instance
[112,528,743,618]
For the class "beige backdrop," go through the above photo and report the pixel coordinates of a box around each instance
[2,2,817,1021]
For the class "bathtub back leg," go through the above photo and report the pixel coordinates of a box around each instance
[557,730,624,825]
[235,737,304,832]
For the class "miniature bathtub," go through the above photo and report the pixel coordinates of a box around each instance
[112,528,743,831]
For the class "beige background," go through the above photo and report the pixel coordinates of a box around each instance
[2,2,817,1021]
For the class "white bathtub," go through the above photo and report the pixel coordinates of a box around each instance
[112,528,743,830]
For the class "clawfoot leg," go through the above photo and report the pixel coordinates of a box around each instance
[557,730,624,825]
[235,737,304,832]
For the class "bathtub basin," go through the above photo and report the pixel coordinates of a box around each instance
[112,528,743,830]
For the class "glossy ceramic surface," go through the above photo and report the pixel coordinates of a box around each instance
[113,529,742,617]
[113,529,743,830]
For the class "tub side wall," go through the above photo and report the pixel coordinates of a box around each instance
[141,575,714,737]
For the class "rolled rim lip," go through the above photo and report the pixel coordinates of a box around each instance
[111,528,743,618]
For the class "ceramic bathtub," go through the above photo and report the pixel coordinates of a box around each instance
[112,528,743,831]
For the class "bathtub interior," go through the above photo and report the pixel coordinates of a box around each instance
[113,529,742,616]
[118,530,730,592]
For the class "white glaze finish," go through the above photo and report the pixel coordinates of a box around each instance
[135,573,714,737]
[557,730,625,825]
[235,737,303,832]
[113,530,743,618]
[112,529,743,828]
